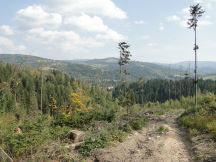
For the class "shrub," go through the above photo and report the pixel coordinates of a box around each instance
[79,131,113,156]
[110,130,125,142]
[189,128,199,136]
[122,124,133,133]
[54,108,117,128]
[79,128,125,156]
[129,117,147,130]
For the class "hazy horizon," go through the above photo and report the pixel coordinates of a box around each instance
[0,0,215,63]
[1,53,216,64]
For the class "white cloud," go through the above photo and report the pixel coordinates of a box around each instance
[0,36,13,47]
[0,36,27,53]
[96,29,126,41]
[167,15,181,21]
[14,2,126,53]
[64,13,125,41]
[0,25,15,35]
[46,0,127,19]
[64,13,109,32]
[159,25,165,31]
[16,5,62,27]
[28,28,81,44]
[146,43,159,47]
[27,28,103,52]
[1,0,127,57]
[134,20,145,24]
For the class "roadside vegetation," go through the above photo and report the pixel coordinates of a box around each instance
[180,93,216,140]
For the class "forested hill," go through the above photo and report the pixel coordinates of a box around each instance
[0,54,180,86]
[0,61,114,114]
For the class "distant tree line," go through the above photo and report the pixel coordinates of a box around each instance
[113,78,216,104]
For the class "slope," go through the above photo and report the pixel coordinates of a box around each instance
[0,54,180,86]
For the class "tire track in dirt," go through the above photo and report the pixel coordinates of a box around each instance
[88,111,194,162]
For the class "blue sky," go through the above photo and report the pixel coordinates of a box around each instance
[0,0,215,63]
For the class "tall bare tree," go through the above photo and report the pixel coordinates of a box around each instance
[187,3,205,108]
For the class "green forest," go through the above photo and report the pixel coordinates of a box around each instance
[113,78,216,104]
[0,61,114,115]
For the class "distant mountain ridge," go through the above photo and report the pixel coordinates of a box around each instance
[0,54,215,86]
[165,61,216,75]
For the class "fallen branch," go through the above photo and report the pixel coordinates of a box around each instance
[0,147,14,162]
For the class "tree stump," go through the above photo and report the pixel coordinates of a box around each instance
[67,130,85,143]
[14,127,22,134]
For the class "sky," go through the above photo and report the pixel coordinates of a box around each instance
[0,0,215,63]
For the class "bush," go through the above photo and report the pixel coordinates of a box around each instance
[189,128,199,136]
[79,130,114,156]
[54,108,117,128]
[2,115,70,158]
[129,117,147,130]
[110,129,125,142]
[122,124,133,133]
[79,126,126,156]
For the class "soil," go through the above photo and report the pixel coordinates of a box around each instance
[87,111,195,162]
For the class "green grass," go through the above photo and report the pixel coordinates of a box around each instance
[157,126,169,133]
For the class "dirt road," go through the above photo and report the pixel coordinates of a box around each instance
[89,111,194,162]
